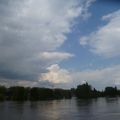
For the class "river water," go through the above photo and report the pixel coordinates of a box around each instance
[0,97,120,120]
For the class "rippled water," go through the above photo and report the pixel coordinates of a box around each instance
[0,97,120,120]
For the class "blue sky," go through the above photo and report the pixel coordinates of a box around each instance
[60,0,120,70]
[0,0,120,89]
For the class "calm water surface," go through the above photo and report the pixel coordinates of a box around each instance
[0,97,120,120]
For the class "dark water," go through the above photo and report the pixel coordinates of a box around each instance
[0,97,120,120]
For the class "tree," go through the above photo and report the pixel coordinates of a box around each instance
[76,83,93,99]
[8,86,28,101]
[104,86,118,97]
[0,86,6,101]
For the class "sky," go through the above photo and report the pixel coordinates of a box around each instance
[0,0,120,90]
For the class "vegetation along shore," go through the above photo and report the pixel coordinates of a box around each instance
[0,83,120,101]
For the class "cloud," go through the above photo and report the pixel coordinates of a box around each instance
[0,0,94,82]
[79,36,88,45]
[41,64,120,89]
[80,0,96,19]
[39,52,74,63]
[43,64,120,89]
[0,78,54,88]
[80,10,120,58]
[2,64,120,90]
[41,64,72,84]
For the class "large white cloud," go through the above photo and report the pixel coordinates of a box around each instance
[80,10,120,58]
[0,0,94,82]
[41,64,71,84]
[40,64,120,89]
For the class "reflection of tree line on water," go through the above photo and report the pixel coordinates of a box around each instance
[0,83,119,101]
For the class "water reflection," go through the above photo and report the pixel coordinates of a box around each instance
[105,97,119,103]
[76,97,120,120]
[0,98,120,120]
[75,98,97,120]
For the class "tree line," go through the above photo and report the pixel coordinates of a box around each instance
[0,86,71,101]
[75,83,120,99]
[0,83,120,101]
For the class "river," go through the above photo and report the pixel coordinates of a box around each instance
[0,97,120,120]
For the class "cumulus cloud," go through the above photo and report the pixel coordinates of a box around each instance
[41,64,120,89]
[39,63,120,89]
[41,64,71,84]
[0,0,94,82]
[80,10,120,58]
[1,64,120,89]
[20,64,120,89]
